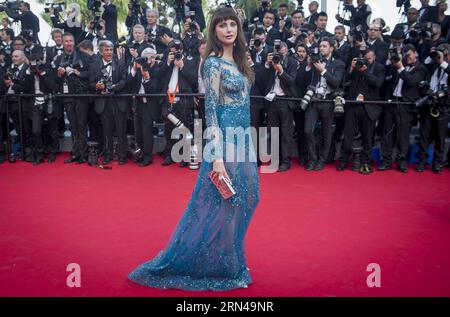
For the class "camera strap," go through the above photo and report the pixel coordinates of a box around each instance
[167,83,179,106]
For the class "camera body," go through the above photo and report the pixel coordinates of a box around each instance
[309,45,323,64]
[135,56,152,72]
[0,0,20,13]
[389,47,403,64]
[349,25,365,43]
[355,57,368,70]
[99,67,113,92]
[416,81,448,111]
[28,54,46,74]
[272,39,281,64]
[44,1,65,14]
[407,22,433,44]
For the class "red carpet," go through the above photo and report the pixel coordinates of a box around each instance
[0,153,449,297]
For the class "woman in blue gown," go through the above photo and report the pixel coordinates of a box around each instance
[128,6,260,291]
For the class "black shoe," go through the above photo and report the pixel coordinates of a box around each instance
[119,158,127,165]
[179,161,189,168]
[397,162,408,173]
[432,162,442,174]
[359,163,373,175]
[277,163,291,172]
[0,155,4,164]
[33,156,44,166]
[139,157,153,167]
[48,153,57,163]
[64,156,79,164]
[336,161,347,171]
[162,156,174,166]
[102,157,112,165]
[299,157,308,166]
[377,162,392,171]
[76,157,88,164]
[305,161,315,171]
[416,162,425,172]
[314,161,325,171]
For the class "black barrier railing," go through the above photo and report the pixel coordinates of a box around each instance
[0,92,415,161]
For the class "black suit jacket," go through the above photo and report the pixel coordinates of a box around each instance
[347,61,385,120]
[54,50,90,95]
[367,39,389,65]
[159,56,198,96]
[334,41,351,68]
[295,60,313,98]
[6,9,39,42]
[264,56,298,109]
[4,64,33,111]
[128,63,163,119]
[391,62,427,106]
[89,58,128,114]
[308,57,346,96]
[420,5,439,24]
[102,4,118,41]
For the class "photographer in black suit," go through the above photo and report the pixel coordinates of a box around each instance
[54,33,90,164]
[335,0,372,32]
[249,28,272,66]
[264,41,298,172]
[294,43,312,166]
[144,9,173,55]
[5,2,39,43]
[27,57,59,164]
[129,47,162,167]
[101,0,118,42]
[48,5,83,44]
[159,39,197,167]
[416,45,449,174]
[89,40,128,165]
[379,44,427,173]
[337,49,385,174]
[3,50,33,161]
[304,37,346,171]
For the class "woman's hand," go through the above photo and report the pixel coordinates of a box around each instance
[213,159,231,182]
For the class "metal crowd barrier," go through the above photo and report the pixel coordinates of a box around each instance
[0,93,415,160]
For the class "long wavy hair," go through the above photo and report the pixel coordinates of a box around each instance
[201,6,254,82]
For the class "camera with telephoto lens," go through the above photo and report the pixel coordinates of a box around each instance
[261,0,269,9]
[299,89,315,111]
[188,11,197,33]
[170,39,183,60]
[332,90,346,114]
[389,47,403,64]
[355,57,368,70]
[272,39,281,64]
[135,56,151,72]
[349,25,365,43]
[44,1,65,14]
[406,22,433,44]
[3,67,14,81]
[309,45,323,64]
[0,0,20,12]
[99,66,113,92]
[415,81,449,117]
[429,47,445,62]
[28,54,46,73]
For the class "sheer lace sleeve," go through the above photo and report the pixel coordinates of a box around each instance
[203,56,223,161]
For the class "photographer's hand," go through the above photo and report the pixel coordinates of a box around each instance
[358,65,368,73]
[167,52,175,66]
[96,82,105,91]
[174,58,184,70]
[4,79,12,87]
[57,67,65,77]
[350,58,357,72]
[141,69,150,80]
[266,53,274,66]
[436,50,445,65]
[274,63,283,74]
[130,48,138,58]
[313,61,326,73]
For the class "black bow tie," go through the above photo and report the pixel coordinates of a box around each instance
[103,62,112,68]
[12,66,19,72]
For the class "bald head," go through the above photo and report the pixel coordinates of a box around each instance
[12,50,25,66]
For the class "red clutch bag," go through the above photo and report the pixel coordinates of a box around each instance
[208,171,236,200]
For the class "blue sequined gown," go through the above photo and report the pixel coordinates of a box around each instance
[128,56,260,291]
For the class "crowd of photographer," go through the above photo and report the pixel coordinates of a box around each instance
[0,0,449,175]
